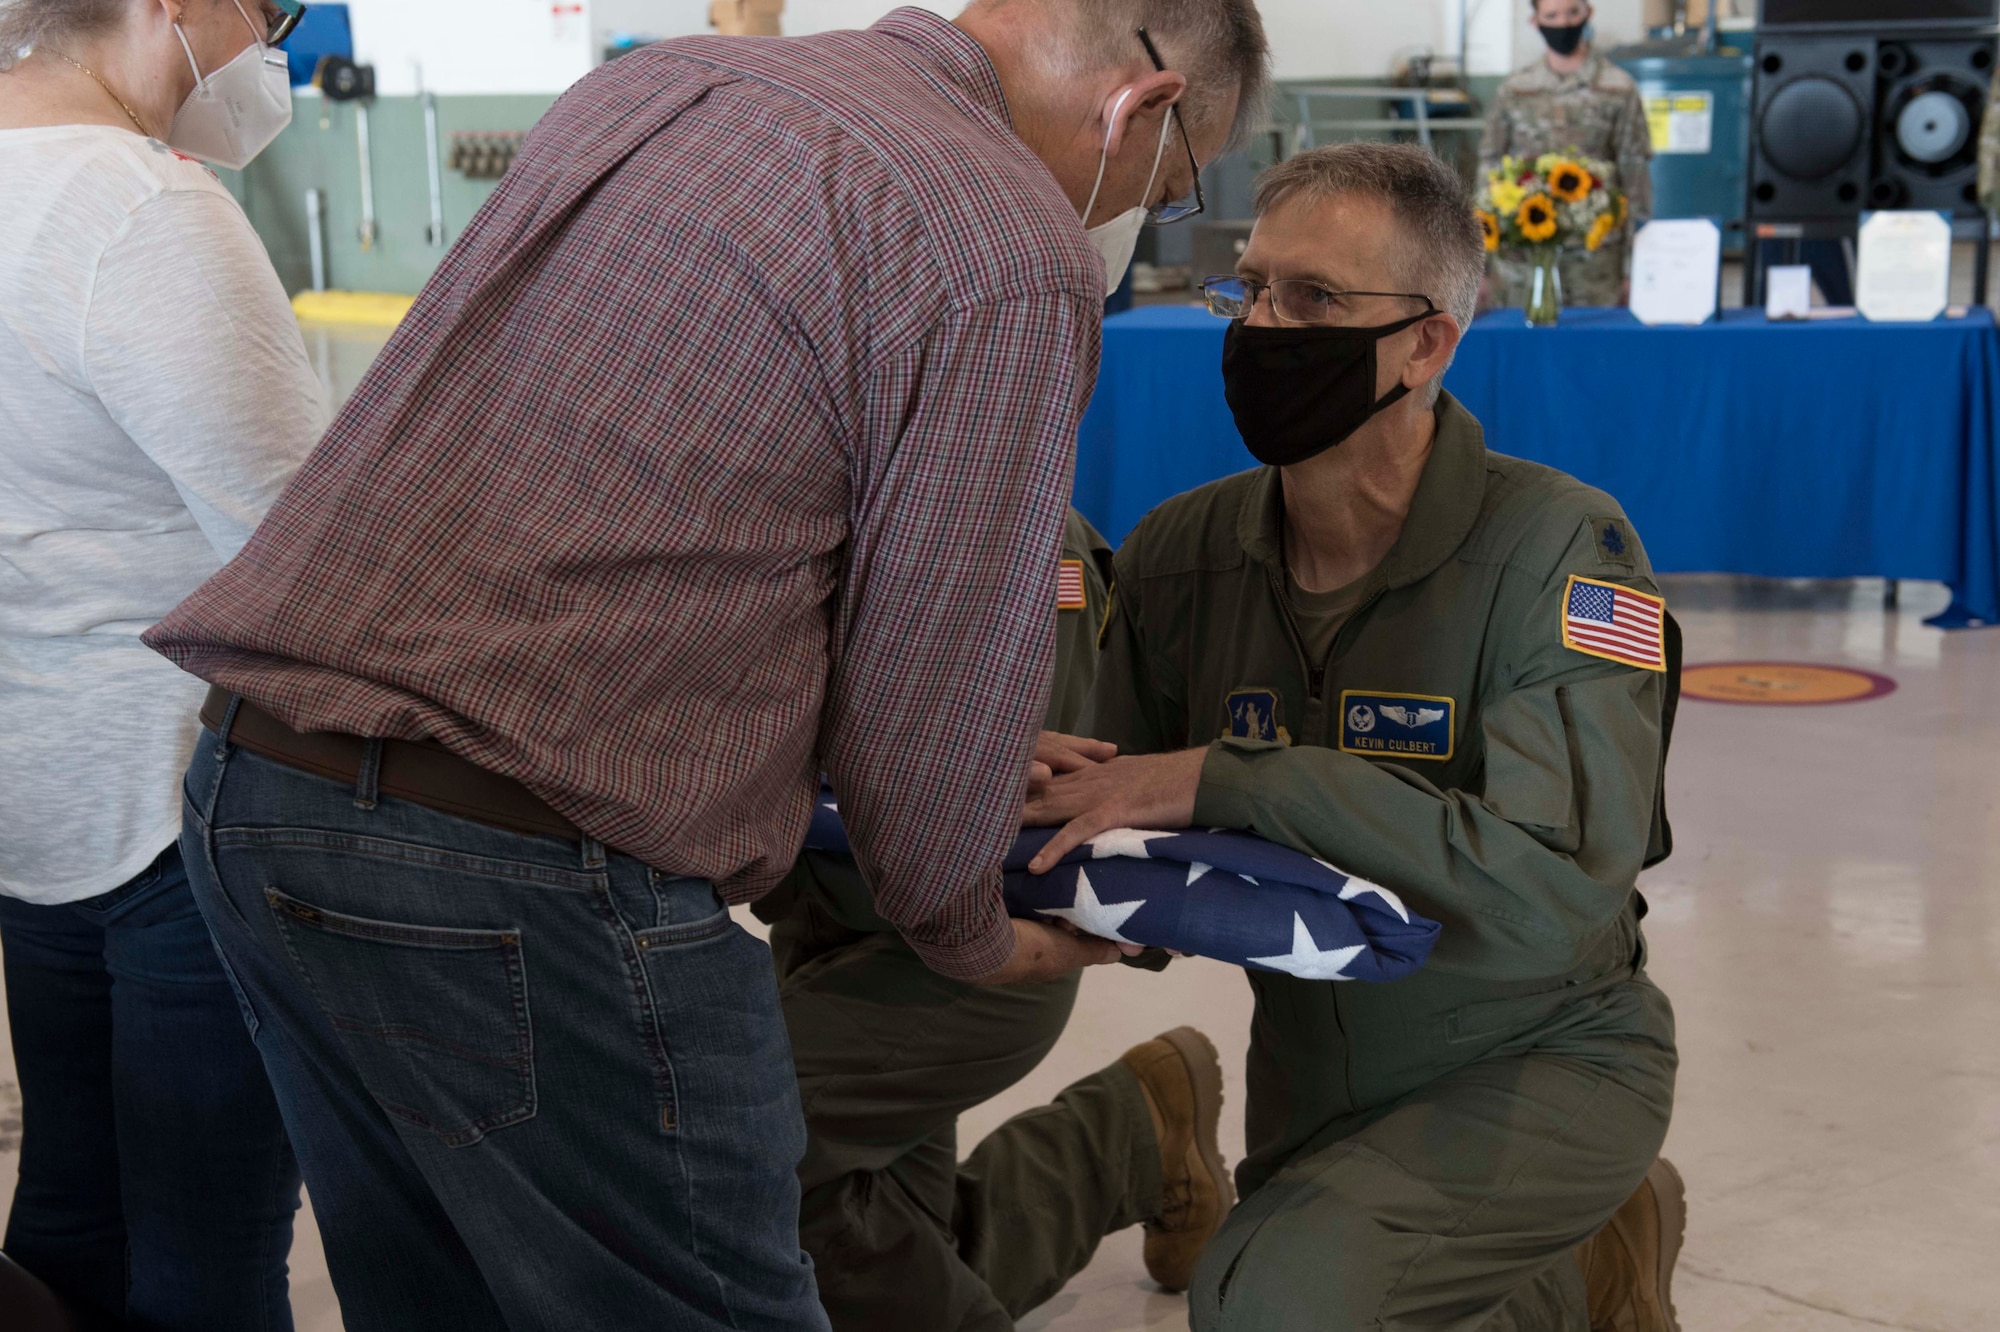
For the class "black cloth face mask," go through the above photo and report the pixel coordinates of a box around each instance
[1221,314,1429,467]
[1539,22,1587,56]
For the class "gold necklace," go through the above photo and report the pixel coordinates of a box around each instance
[49,52,151,138]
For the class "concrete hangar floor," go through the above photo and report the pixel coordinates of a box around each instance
[2,327,1995,1332]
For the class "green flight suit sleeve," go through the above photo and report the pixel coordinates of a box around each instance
[1088,554,1183,974]
[1044,509,1115,735]
[1090,552,1181,756]
[1192,523,1665,983]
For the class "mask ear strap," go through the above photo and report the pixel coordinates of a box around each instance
[1081,88,1133,226]
[1370,382,1413,414]
[172,16,207,91]
[1369,310,1441,414]
[228,0,267,45]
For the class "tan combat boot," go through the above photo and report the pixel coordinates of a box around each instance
[1577,1157,1687,1332]
[1118,1026,1232,1293]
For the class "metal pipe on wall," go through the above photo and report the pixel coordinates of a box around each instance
[423,93,446,249]
[355,102,379,252]
[305,187,327,291]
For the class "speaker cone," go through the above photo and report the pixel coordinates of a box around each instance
[1897,89,1972,162]
[1761,77,1867,179]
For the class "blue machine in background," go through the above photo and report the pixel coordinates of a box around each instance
[284,3,354,87]
[1613,39,1755,252]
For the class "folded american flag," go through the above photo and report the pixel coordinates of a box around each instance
[803,788,1440,982]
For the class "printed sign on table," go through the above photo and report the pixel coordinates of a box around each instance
[1856,211,1952,324]
[1630,218,1721,327]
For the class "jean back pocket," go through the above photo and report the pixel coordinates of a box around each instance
[265,888,536,1147]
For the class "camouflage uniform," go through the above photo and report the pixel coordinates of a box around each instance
[1482,53,1654,308]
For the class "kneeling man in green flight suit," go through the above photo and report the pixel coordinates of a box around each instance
[1027,141,1685,1332]
[755,507,1235,1331]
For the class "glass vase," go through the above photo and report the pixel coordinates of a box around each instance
[1525,248,1562,327]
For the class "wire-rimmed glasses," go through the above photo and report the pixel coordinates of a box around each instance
[1136,28,1204,226]
[1200,276,1440,327]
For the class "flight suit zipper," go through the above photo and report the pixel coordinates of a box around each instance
[1320,588,1386,700]
[1263,562,1385,1108]
[1264,562,1329,751]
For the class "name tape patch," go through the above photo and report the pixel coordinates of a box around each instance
[1340,691,1455,761]
[1057,560,1088,611]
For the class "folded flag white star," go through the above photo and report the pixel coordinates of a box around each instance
[803,786,1439,983]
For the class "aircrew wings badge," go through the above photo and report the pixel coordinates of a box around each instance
[1057,560,1088,611]
[1561,575,1667,672]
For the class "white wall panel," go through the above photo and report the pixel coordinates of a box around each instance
[339,0,596,95]
[335,0,1657,98]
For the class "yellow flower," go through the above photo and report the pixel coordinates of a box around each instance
[1489,177,1526,216]
[1477,210,1501,252]
[1547,159,1592,203]
[1516,194,1559,244]
[1586,212,1617,253]
[1614,192,1629,226]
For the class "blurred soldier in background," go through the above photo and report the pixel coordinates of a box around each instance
[1482,0,1653,307]
[709,0,783,36]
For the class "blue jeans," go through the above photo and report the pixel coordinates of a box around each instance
[0,844,300,1331]
[181,724,829,1331]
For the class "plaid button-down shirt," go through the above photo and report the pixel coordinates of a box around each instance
[145,9,1104,979]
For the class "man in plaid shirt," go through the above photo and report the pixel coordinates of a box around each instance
[145,0,1269,1326]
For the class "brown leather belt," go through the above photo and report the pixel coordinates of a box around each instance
[199,686,582,842]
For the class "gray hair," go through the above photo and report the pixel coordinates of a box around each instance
[1003,0,1272,150]
[1253,143,1485,404]
[0,0,129,71]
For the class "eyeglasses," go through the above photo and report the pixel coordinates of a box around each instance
[266,1,307,46]
[1201,277,1440,327]
[1136,28,1204,226]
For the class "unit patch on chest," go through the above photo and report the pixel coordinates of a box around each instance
[1224,689,1290,744]
[1339,691,1455,761]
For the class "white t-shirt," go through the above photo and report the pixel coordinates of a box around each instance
[1,127,327,904]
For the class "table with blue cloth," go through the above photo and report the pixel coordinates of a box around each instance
[1074,305,2000,628]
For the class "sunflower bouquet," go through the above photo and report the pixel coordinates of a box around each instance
[1476,151,1628,256]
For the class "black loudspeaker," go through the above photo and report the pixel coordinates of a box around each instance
[1748,34,1877,218]
[1870,38,1996,210]
[1760,0,1996,28]
[1748,31,1997,218]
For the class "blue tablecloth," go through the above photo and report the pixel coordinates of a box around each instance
[1075,305,2000,628]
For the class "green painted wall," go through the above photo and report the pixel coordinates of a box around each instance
[231,81,1501,295]
[223,93,557,296]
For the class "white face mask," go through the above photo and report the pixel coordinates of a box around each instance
[1081,90,1175,299]
[168,0,293,170]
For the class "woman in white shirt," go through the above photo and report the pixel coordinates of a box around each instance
[0,1,327,1325]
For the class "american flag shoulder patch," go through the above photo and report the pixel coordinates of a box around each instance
[1561,575,1667,673]
[1057,559,1088,611]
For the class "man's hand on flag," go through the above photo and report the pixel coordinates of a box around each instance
[1027,731,1119,796]
[969,918,1127,985]
[1021,748,1208,874]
